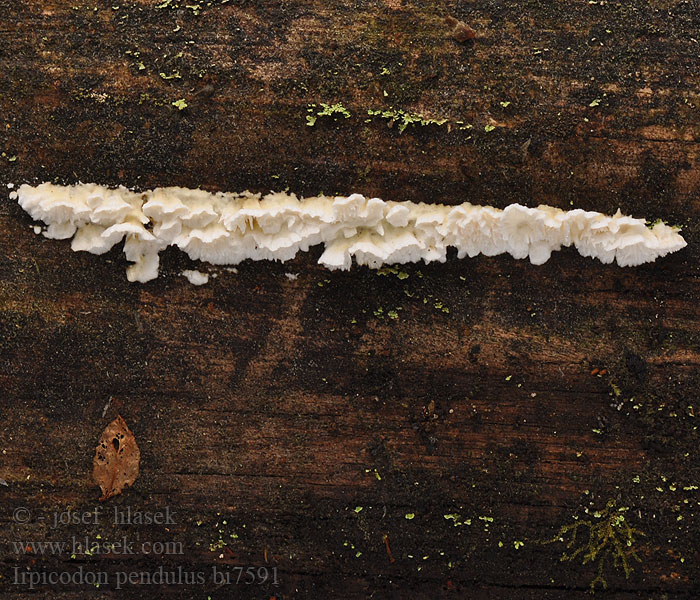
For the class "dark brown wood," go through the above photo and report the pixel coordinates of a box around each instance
[1,1,699,598]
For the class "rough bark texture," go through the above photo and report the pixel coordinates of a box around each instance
[1,1,699,598]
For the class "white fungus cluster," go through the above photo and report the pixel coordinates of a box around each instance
[13,183,686,283]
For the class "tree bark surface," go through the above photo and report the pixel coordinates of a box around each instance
[0,1,699,598]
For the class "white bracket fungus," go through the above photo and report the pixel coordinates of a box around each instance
[14,183,686,283]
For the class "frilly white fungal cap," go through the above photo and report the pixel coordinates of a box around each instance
[71,223,113,254]
[15,183,688,283]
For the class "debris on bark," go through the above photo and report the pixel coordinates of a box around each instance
[92,415,140,501]
[445,16,477,42]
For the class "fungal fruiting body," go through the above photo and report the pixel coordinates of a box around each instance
[13,183,686,283]
[181,269,209,285]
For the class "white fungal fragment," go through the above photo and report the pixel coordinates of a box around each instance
[15,183,687,282]
[181,269,209,285]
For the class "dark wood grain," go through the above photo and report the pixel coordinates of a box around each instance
[1,1,699,598]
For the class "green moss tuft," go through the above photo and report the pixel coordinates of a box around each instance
[543,499,645,590]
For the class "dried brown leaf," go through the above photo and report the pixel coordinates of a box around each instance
[444,16,477,42]
[452,22,477,42]
[92,415,140,501]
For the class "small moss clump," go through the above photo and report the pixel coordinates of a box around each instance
[306,103,351,126]
[367,107,447,133]
[544,498,645,590]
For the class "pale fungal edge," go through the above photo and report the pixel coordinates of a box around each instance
[181,269,209,285]
[13,183,687,283]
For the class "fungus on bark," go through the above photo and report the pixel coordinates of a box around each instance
[15,183,687,283]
